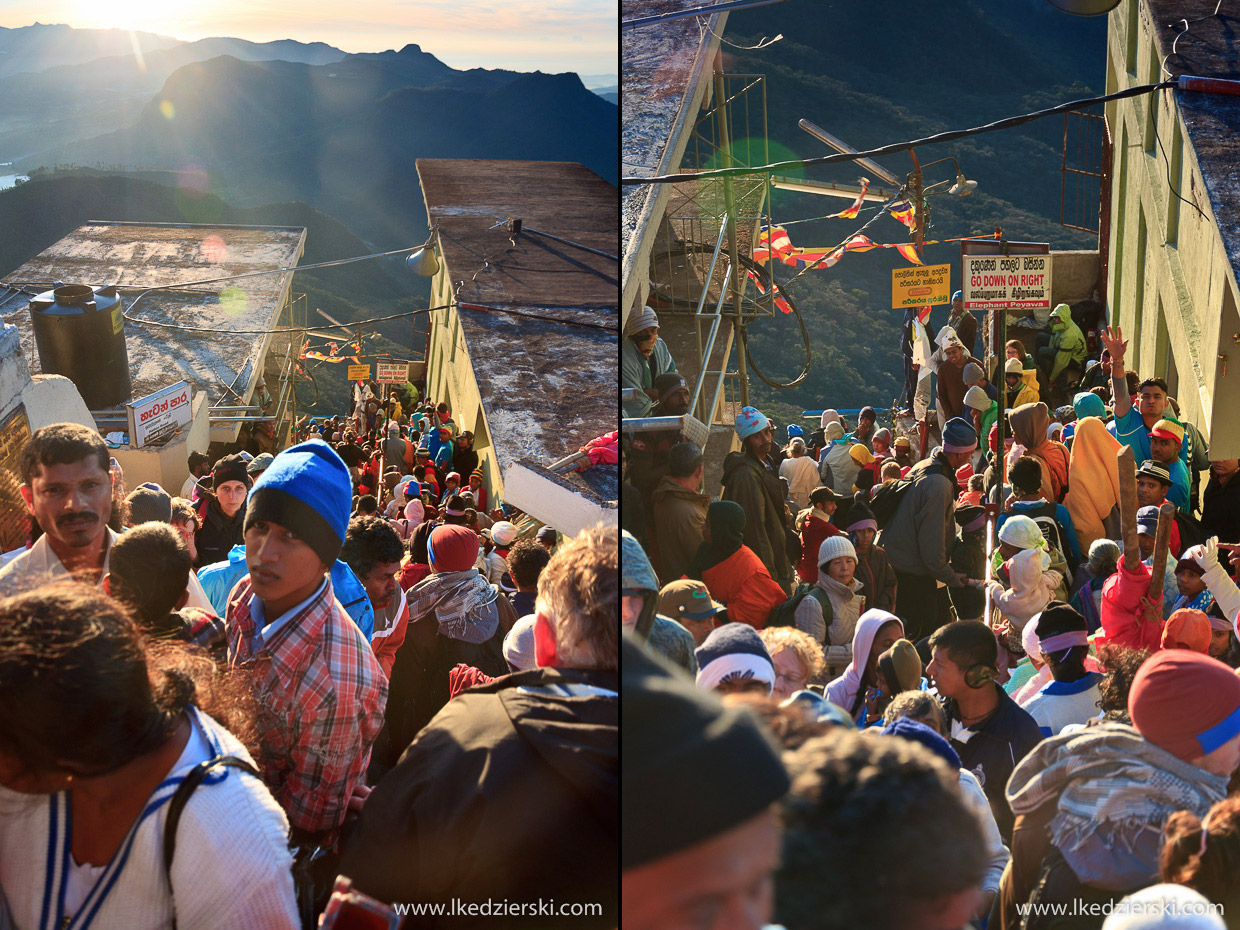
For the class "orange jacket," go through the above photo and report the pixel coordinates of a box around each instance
[702,544,788,629]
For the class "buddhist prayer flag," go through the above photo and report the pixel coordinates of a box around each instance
[889,201,916,229]
[745,268,795,314]
[826,178,869,219]
[300,340,364,363]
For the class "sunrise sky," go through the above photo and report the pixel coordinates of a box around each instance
[0,0,617,76]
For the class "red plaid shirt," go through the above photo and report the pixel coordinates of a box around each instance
[225,575,387,838]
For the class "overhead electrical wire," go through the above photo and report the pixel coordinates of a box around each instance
[623,80,1178,186]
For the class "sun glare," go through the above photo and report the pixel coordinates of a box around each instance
[74,0,188,33]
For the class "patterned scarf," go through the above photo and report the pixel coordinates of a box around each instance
[1007,721,1227,890]
[406,569,500,644]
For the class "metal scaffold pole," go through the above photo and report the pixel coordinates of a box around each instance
[714,57,749,408]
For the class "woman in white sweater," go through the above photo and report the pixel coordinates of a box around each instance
[0,585,299,930]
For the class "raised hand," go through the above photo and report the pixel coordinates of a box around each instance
[1100,325,1128,363]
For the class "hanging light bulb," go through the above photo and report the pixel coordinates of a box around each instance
[949,172,978,197]
[406,244,440,277]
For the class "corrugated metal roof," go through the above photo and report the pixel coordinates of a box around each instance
[0,221,305,408]
[416,159,617,313]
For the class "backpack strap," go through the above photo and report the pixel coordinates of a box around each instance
[163,754,260,930]
[807,586,833,626]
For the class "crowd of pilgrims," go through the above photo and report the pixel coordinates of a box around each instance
[0,377,618,929]
[622,304,1240,929]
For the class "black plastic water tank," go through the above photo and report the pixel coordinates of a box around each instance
[29,284,132,409]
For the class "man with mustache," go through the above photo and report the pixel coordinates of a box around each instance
[0,422,116,595]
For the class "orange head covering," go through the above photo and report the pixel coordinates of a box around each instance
[1160,608,1211,654]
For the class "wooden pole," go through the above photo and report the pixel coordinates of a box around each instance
[1117,444,1140,572]
[1147,501,1176,601]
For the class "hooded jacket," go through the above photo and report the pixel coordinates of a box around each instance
[623,530,700,668]
[986,547,1062,633]
[1009,402,1070,502]
[721,450,791,587]
[649,474,709,585]
[340,667,618,929]
[880,451,959,585]
[1047,304,1088,381]
[824,610,902,719]
[1004,368,1040,411]
[622,529,660,640]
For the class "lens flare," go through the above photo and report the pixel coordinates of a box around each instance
[200,235,227,263]
[220,287,247,317]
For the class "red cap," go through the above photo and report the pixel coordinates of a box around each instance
[428,524,480,572]
[1129,650,1240,761]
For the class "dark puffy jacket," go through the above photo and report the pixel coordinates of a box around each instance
[342,667,617,929]
[194,497,246,569]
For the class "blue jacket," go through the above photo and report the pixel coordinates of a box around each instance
[196,544,375,639]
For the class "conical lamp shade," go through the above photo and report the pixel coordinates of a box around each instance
[406,247,440,277]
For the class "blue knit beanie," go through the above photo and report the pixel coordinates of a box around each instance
[735,405,771,442]
[881,717,961,770]
[695,623,775,693]
[942,417,978,454]
[786,423,804,439]
[244,438,352,567]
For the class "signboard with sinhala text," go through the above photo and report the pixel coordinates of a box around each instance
[377,361,410,384]
[891,263,951,309]
[127,381,192,449]
[962,253,1052,309]
[348,364,371,382]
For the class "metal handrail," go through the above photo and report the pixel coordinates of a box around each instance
[621,416,685,433]
[689,264,731,422]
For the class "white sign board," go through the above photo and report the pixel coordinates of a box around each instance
[126,381,192,449]
[377,361,410,384]
[962,254,1052,310]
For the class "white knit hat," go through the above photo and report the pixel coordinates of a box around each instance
[1005,356,1024,375]
[964,385,990,411]
[626,306,659,336]
[818,535,857,567]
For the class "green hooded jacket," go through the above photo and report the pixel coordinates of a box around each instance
[1048,304,1087,381]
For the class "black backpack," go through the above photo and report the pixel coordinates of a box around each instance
[870,457,956,529]
[868,476,914,529]
[767,583,832,632]
[1021,501,1070,556]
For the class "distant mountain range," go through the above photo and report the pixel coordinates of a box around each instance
[0,24,617,255]
[0,23,616,417]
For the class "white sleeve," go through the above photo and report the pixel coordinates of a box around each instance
[1202,562,1240,630]
[959,769,1009,896]
[170,769,300,930]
